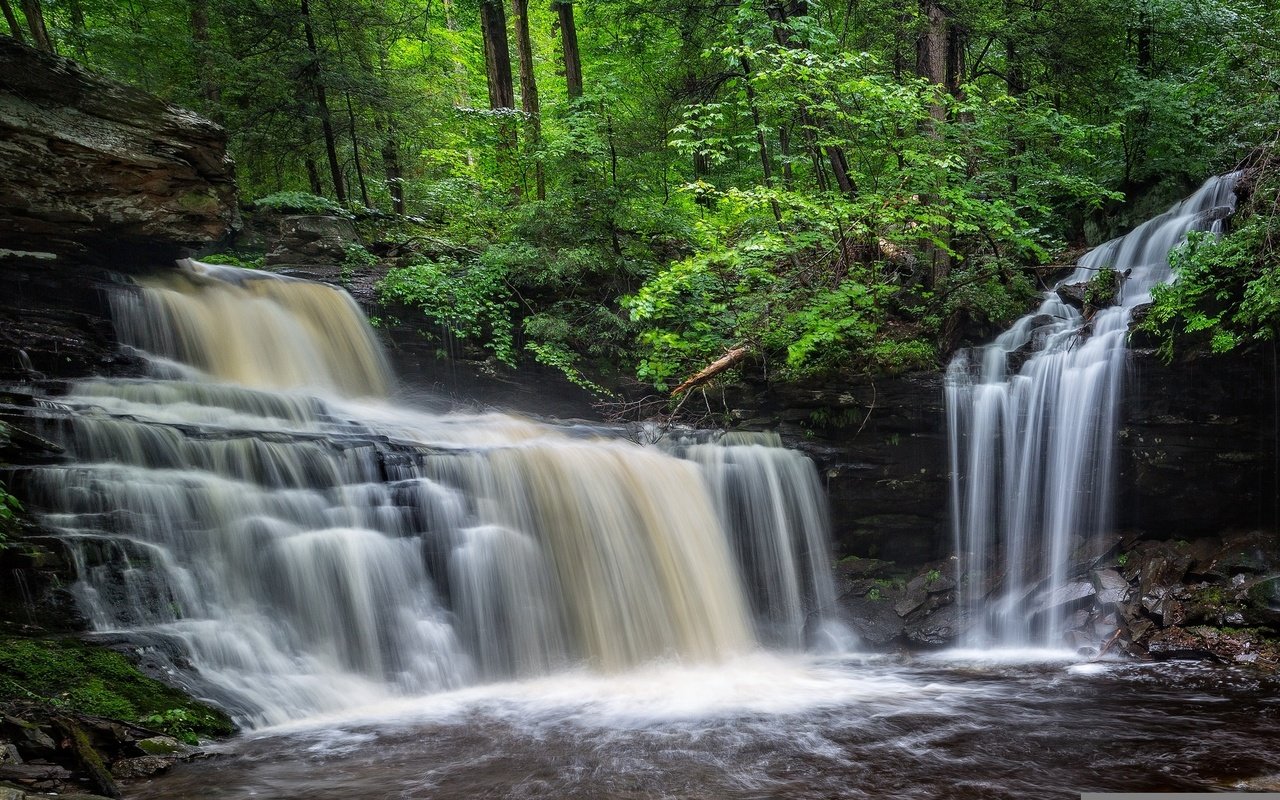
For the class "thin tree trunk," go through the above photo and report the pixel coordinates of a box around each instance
[300,0,345,203]
[66,0,88,58]
[512,0,544,200]
[767,0,854,197]
[1,0,25,42]
[916,0,948,123]
[552,0,583,99]
[306,158,324,195]
[381,134,404,214]
[19,0,51,52]
[189,0,221,115]
[740,56,782,222]
[345,91,371,208]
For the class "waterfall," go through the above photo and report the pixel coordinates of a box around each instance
[947,173,1241,648]
[17,260,845,727]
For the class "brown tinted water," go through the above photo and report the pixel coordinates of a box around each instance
[129,654,1280,799]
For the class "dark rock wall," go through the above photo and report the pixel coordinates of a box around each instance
[0,39,237,384]
[0,38,237,254]
[727,346,1279,570]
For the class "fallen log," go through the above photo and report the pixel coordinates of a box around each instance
[670,346,749,396]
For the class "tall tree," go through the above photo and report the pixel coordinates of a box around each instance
[0,0,25,43]
[19,0,51,52]
[299,0,346,203]
[511,0,544,199]
[552,0,583,99]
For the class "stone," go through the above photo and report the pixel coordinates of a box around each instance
[903,605,964,646]
[263,214,357,270]
[1093,569,1130,605]
[1055,281,1087,309]
[135,736,190,757]
[0,744,19,765]
[0,787,24,800]
[0,37,237,255]
[111,755,176,779]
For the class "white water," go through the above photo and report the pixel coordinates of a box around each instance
[946,173,1241,647]
[23,260,849,727]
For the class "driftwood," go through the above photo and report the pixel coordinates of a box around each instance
[670,346,749,396]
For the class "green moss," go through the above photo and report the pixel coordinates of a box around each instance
[0,636,234,741]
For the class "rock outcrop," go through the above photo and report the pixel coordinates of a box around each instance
[0,38,237,383]
[0,37,237,256]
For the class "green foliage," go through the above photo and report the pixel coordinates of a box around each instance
[254,192,351,217]
[200,252,264,270]
[1142,163,1280,360]
[378,259,517,366]
[0,637,234,741]
[341,243,379,269]
[1085,268,1122,308]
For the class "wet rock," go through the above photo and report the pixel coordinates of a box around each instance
[895,577,930,618]
[1246,576,1280,626]
[0,743,19,764]
[1093,569,1130,605]
[134,736,189,757]
[263,215,357,272]
[0,37,237,256]
[1056,281,1087,309]
[1028,581,1096,617]
[110,755,176,779]
[903,605,963,646]
[0,787,23,800]
[840,592,907,647]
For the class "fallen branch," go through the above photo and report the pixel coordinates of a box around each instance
[670,346,749,396]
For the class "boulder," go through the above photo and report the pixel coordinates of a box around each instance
[0,37,238,256]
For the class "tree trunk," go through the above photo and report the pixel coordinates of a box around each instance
[481,0,516,110]
[345,90,371,208]
[381,135,405,214]
[0,0,25,43]
[916,0,948,122]
[19,0,51,52]
[916,0,952,287]
[739,57,782,222]
[767,0,854,197]
[552,0,583,100]
[300,0,345,203]
[306,158,324,195]
[189,0,222,114]
[512,0,544,199]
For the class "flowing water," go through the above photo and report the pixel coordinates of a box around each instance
[17,260,845,727]
[129,656,1280,799]
[946,174,1242,647]
[14,256,1280,798]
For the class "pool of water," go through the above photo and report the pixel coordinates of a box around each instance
[128,653,1280,799]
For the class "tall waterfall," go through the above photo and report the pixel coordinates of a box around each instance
[946,173,1241,647]
[17,260,845,727]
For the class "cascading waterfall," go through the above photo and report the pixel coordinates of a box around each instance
[947,173,1241,648]
[15,260,846,727]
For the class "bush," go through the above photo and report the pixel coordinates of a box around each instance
[253,191,351,218]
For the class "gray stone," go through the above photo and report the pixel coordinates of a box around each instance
[111,755,177,779]
[0,37,237,253]
[1093,569,1130,605]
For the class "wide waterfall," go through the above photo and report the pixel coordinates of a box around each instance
[16,260,846,727]
[946,173,1241,648]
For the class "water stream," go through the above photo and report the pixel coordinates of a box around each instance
[12,249,1279,797]
[19,260,845,728]
[946,174,1242,647]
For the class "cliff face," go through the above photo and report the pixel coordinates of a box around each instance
[0,37,237,254]
[726,347,1278,568]
[0,38,237,382]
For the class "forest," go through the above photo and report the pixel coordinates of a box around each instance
[2,0,1278,397]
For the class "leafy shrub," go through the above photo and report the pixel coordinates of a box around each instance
[254,191,351,217]
[377,258,517,365]
[200,252,264,270]
[1142,165,1280,360]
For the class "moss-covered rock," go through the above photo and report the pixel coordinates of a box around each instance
[0,637,233,742]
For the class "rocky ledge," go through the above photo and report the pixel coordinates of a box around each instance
[836,529,1280,670]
